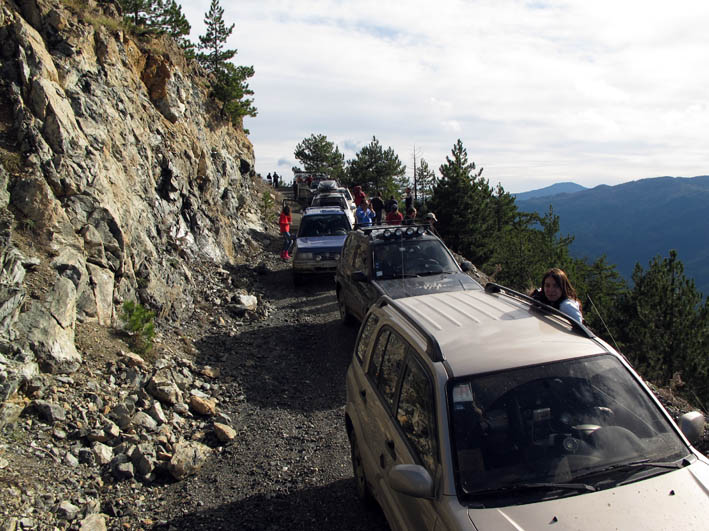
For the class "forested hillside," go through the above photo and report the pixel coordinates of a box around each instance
[516,176,709,295]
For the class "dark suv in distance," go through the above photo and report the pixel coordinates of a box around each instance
[335,225,480,323]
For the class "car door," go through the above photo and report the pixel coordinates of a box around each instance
[383,355,440,531]
[364,329,440,530]
[350,238,376,319]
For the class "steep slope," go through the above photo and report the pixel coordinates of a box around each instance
[0,0,285,429]
[516,176,709,294]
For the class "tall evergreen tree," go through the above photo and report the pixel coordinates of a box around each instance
[620,250,708,387]
[196,0,257,122]
[345,136,406,196]
[151,0,191,38]
[196,0,236,73]
[293,134,346,181]
[427,140,477,257]
[415,158,436,206]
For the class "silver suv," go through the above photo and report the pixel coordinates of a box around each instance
[345,284,708,531]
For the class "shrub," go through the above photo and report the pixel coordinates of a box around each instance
[121,300,156,354]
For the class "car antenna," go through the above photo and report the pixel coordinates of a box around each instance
[587,294,622,353]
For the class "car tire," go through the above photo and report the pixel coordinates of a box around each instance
[337,289,355,325]
[350,433,373,505]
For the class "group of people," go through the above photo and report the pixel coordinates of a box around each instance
[266,172,282,188]
[353,186,438,229]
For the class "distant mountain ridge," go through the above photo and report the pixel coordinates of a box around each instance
[515,176,709,295]
[513,182,587,201]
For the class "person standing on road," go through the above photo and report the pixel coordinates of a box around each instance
[355,200,375,227]
[384,195,398,215]
[279,204,293,260]
[404,187,413,213]
[385,203,404,225]
[370,192,385,225]
[353,185,366,207]
[424,212,440,237]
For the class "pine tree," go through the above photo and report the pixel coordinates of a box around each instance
[345,136,406,196]
[293,134,346,180]
[621,250,708,387]
[196,0,236,73]
[415,159,436,206]
[427,140,477,257]
[118,0,154,28]
[151,0,191,39]
[196,0,257,122]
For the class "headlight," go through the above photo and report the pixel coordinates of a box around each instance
[297,252,313,260]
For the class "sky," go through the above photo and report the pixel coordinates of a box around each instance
[181,0,709,193]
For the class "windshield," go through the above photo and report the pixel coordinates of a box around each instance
[298,214,350,237]
[314,196,346,209]
[373,239,459,278]
[450,354,689,505]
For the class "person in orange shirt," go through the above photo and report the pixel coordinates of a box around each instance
[279,204,292,260]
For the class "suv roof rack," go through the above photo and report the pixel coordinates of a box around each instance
[376,296,445,363]
[484,283,595,338]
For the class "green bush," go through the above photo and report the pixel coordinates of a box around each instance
[121,300,156,354]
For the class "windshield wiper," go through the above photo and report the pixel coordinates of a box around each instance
[469,481,596,498]
[573,458,688,483]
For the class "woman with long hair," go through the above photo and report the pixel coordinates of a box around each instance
[531,268,583,322]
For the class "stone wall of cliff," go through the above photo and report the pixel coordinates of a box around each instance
[0,0,264,390]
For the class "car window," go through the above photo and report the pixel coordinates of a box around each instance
[299,214,350,237]
[352,239,369,273]
[341,235,355,267]
[397,357,438,472]
[376,331,408,411]
[367,330,390,381]
[356,313,380,364]
[373,239,459,278]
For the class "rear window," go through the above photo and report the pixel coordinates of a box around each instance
[298,214,351,237]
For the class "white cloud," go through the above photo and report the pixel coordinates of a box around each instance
[182,0,709,192]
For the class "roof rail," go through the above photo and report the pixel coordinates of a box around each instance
[484,283,595,339]
[376,296,445,362]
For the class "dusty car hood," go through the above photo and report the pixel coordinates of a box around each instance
[468,462,709,531]
[374,273,481,299]
[296,235,347,252]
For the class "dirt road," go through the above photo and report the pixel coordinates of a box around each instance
[147,245,389,529]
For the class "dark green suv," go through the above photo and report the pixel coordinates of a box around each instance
[335,225,480,323]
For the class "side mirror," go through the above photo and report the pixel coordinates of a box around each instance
[388,464,434,499]
[460,261,473,272]
[351,271,368,282]
[679,411,705,445]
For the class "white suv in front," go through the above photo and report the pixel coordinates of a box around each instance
[345,284,708,530]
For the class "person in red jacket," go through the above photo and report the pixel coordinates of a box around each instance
[353,185,366,207]
[279,204,292,260]
[385,203,404,225]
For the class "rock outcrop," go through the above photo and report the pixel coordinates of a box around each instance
[0,0,265,413]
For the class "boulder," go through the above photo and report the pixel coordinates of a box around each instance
[167,440,210,480]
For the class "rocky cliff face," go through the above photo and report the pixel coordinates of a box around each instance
[0,0,263,400]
